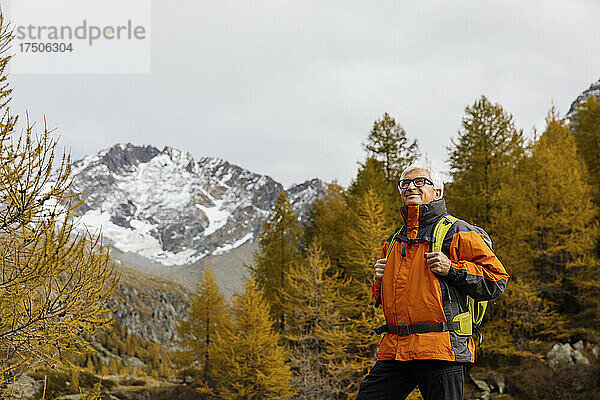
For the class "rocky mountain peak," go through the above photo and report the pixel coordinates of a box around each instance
[99,143,162,173]
[69,144,324,267]
[285,178,327,218]
[566,78,600,121]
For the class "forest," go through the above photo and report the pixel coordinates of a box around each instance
[176,94,600,400]
[1,10,600,400]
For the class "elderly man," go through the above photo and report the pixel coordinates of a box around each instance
[355,162,509,400]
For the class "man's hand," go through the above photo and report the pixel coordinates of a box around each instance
[425,252,451,276]
[374,258,386,281]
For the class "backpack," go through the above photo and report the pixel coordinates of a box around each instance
[432,214,488,344]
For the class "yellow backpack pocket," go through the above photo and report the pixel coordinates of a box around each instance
[452,311,473,336]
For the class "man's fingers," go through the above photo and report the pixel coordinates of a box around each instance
[374,258,386,280]
[425,253,438,265]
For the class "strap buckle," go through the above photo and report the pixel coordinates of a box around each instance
[398,236,435,246]
[388,324,408,335]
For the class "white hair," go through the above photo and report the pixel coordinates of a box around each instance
[400,161,444,197]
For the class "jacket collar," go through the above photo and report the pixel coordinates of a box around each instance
[400,198,447,232]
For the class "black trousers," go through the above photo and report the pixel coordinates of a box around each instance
[355,360,465,400]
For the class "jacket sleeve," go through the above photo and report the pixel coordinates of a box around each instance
[444,229,509,301]
[372,242,389,307]
[372,279,382,307]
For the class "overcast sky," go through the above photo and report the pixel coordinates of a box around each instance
[7,0,600,187]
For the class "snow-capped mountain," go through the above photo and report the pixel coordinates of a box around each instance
[70,143,326,266]
[566,78,600,121]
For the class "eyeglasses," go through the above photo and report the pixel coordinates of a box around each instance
[397,177,434,190]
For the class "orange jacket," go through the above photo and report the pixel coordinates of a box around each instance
[372,199,509,363]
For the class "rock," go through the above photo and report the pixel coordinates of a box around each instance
[547,342,575,368]
[573,349,590,365]
[547,341,592,369]
[111,267,191,349]
[492,374,506,394]
[127,356,146,369]
[11,373,41,400]
[566,79,600,121]
[591,345,599,359]
[469,373,492,392]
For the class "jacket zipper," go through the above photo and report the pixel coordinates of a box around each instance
[443,279,452,305]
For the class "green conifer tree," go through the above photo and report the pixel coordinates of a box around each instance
[175,268,231,388]
[211,280,294,400]
[447,96,526,227]
[354,113,419,228]
[250,191,302,331]
[363,112,419,184]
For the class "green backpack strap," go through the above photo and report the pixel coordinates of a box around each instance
[385,226,403,259]
[431,214,457,253]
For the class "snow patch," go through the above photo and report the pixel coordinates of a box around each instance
[213,232,254,255]
[197,201,230,236]
[77,209,203,266]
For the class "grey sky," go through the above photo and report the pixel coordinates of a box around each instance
[7,0,600,187]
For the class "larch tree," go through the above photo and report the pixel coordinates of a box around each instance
[446,95,526,228]
[250,191,302,332]
[303,182,353,268]
[175,268,231,389]
[0,13,117,385]
[283,244,343,400]
[481,281,564,358]
[211,279,294,400]
[333,189,387,399]
[347,157,399,230]
[343,189,389,285]
[570,95,600,204]
[491,109,599,336]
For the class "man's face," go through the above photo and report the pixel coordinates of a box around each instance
[399,168,442,206]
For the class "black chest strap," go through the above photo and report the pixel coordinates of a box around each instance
[394,234,435,246]
[374,321,461,335]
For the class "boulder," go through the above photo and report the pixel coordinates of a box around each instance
[547,343,574,368]
[547,342,591,369]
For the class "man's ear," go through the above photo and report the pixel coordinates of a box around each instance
[434,189,443,200]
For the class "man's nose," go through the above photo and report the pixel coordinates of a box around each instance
[406,181,418,189]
